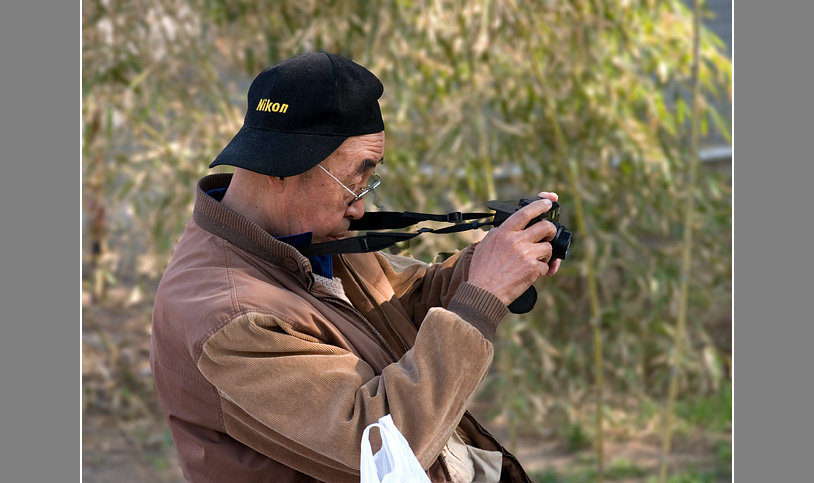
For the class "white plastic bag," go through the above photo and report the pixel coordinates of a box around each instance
[360,414,431,483]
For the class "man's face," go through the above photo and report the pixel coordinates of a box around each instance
[283,131,385,243]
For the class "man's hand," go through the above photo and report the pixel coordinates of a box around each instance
[468,191,562,306]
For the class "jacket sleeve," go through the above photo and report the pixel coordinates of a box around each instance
[374,245,506,339]
[197,304,496,483]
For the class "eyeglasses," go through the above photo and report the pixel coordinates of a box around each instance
[317,165,381,206]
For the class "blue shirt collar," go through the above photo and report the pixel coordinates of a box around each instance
[275,233,334,279]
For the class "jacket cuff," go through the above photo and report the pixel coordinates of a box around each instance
[447,282,509,342]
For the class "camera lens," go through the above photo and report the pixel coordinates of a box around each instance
[550,225,572,260]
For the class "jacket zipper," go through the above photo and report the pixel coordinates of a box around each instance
[318,296,401,362]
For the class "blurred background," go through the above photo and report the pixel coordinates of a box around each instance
[81,1,732,482]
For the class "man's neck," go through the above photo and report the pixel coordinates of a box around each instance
[220,178,276,234]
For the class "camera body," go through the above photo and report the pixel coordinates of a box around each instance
[486,196,573,260]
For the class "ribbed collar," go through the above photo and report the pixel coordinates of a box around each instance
[192,173,313,287]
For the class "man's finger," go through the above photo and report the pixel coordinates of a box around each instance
[545,259,561,277]
[521,218,557,244]
[531,241,553,264]
[500,198,554,232]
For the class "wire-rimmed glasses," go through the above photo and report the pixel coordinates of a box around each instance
[317,165,381,206]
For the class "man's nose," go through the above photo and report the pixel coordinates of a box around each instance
[346,199,365,220]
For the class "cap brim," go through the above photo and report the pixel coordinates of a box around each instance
[209,125,348,177]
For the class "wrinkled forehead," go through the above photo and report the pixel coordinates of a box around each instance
[322,131,385,176]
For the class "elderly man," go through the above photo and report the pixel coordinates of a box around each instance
[150,52,560,482]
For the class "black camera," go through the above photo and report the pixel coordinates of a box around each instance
[485,196,574,314]
[486,196,573,260]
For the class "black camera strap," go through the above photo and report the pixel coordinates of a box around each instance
[296,201,563,314]
[297,210,494,256]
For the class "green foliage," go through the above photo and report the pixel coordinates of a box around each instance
[605,458,648,479]
[534,468,568,483]
[645,469,718,483]
[675,381,732,432]
[565,422,593,453]
[715,439,731,466]
[530,458,667,483]
[714,439,732,478]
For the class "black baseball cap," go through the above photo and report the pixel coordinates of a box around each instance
[209,52,385,177]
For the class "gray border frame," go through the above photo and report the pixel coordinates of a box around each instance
[0,1,78,481]
[736,1,813,482]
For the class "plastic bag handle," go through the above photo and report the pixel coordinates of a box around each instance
[360,415,430,483]
[360,423,381,482]
[360,421,406,476]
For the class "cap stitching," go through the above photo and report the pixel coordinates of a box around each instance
[324,52,340,134]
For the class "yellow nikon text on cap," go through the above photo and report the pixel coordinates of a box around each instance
[256,99,289,113]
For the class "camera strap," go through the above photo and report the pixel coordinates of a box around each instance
[297,210,495,256]
[296,203,547,314]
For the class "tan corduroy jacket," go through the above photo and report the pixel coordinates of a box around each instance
[150,174,531,482]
